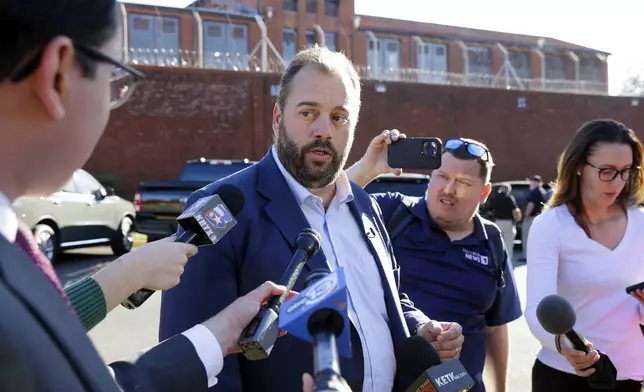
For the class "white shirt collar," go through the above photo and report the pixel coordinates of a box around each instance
[0,192,18,242]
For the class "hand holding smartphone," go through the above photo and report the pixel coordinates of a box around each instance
[625,281,644,294]
[387,137,443,170]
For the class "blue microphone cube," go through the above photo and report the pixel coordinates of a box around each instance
[279,267,352,358]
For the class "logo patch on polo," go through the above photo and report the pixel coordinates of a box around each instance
[462,249,489,266]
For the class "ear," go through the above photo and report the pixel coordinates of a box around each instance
[31,36,76,121]
[480,183,492,203]
[272,103,281,133]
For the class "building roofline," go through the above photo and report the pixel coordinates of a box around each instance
[356,15,611,56]
[121,1,258,20]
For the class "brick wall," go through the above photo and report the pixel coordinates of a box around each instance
[85,67,644,198]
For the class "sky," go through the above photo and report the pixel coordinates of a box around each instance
[121,0,642,95]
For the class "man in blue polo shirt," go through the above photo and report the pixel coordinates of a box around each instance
[347,130,522,392]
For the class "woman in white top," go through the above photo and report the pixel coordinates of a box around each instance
[525,119,644,391]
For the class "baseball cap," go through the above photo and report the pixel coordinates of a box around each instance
[526,175,543,183]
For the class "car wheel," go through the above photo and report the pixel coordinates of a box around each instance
[34,224,59,263]
[111,217,134,256]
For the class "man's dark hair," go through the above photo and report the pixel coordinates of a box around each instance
[276,45,361,114]
[0,0,119,83]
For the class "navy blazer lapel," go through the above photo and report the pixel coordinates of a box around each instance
[347,184,409,341]
[255,151,330,272]
[0,235,120,391]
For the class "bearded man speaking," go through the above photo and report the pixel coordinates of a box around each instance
[158,46,465,392]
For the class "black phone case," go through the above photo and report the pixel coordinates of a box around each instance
[625,281,644,294]
[387,137,442,170]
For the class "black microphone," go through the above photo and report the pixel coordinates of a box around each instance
[238,228,322,360]
[121,184,245,310]
[536,294,617,389]
[304,269,346,392]
[397,335,474,392]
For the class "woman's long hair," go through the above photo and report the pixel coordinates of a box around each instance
[548,119,644,236]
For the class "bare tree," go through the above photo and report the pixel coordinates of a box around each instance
[622,74,644,96]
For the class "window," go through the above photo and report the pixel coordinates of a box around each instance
[128,14,180,65]
[59,178,76,193]
[417,42,448,83]
[203,22,249,69]
[283,29,297,62]
[580,56,602,82]
[306,30,316,48]
[324,32,337,52]
[545,54,566,79]
[306,0,317,13]
[508,51,532,79]
[366,36,400,79]
[73,169,103,195]
[467,46,492,75]
[283,0,297,12]
[324,0,339,17]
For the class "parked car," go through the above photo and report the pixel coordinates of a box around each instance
[364,173,430,197]
[11,169,136,263]
[134,158,256,240]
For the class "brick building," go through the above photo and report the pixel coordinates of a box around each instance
[118,0,609,95]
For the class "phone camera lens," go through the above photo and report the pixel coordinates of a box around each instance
[422,141,438,157]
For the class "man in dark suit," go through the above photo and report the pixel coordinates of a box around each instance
[159,46,466,392]
[0,1,294,391]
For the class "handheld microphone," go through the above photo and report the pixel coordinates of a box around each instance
[397,335,474,392]
[280,268,352,392]
[121,184,245,310]
[536,294,617,389]
[238,228,322,360]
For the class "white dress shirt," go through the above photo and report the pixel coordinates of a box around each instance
[272,146,396,392]
[525,205,644,381]
[0,191,224,387]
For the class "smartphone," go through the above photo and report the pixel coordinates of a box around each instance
[626,281,644,294]
[387,137,443,170]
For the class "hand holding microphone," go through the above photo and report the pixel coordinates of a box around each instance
[201,281,298,356]
[238,228,322,360]
[302,372,351,392]
[536,294,617,389]
[121,184,246,309]
[121,236,198,291]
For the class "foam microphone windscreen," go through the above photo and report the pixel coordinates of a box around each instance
[215,183,246,216]
[396,335,442,379]
[536,294,577,335]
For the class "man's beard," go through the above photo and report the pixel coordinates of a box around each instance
[275,121,347,189]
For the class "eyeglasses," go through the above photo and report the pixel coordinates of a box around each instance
[7,42,145,110]
[78,45,146,109]
[585,161,640,182]
[444,138,490,162]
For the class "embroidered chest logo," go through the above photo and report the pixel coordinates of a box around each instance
[462,249,489,266]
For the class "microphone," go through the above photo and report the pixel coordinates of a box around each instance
[397,335,474,392]
[536,294,617,389]
[121,184,245,310]
[280,268,352,392]
[238,228,322,360]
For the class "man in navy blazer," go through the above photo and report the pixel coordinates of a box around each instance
[159,46,465,392]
